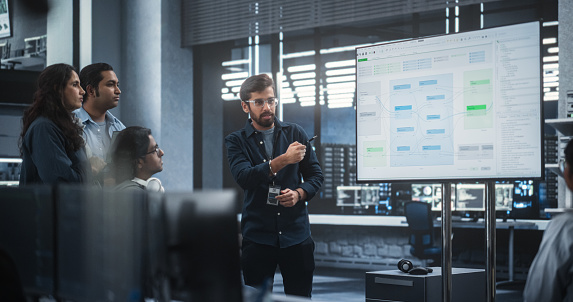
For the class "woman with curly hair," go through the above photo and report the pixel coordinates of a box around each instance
[19,63,90,185]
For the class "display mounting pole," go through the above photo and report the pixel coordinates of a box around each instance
[441,182,452,302]
[486,181,496,302]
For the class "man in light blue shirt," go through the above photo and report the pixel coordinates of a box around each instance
[74,63,125,184]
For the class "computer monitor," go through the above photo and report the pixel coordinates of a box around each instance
[336,186,362,207]
[361,185,381,206]
[510,179,539,219]
[356,21,543,182]
[495,183,513,212]
[55,186,242,302]
[411,184,434,203]
[0,0,11,39]
[0,186,54,298]
[411,183,455,211]
[56,185,148,302]
[455,183,486,211]
[162,190,242,302]
[376,183,392,214]
[514,180,535,198]
[424,183,512,214]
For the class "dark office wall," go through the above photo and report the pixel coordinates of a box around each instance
[0,1,47,157]
[0,0,47,56]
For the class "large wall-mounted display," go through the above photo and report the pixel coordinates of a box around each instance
[356,21,543,182]
[0,0,10,39]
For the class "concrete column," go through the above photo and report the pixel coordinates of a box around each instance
[79,0,91,68]
[90,0,122,119]
[559,0,573,117]
[46,0,73,65]
[159,0,194,190]
[119,0,161,140]
[558,0,573,208]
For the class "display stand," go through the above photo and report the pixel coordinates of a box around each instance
[486,182,496,301]
[441,182,452,302]
[442,181,497,302]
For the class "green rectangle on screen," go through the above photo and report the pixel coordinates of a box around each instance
[467,105,486,111]
[367,147,384,152]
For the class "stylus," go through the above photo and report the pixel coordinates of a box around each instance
[307,135,317,144]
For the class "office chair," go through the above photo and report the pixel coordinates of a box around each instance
[404,201,442,266]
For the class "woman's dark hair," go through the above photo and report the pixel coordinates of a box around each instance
[19,63,84,155]
[239,74,275,102]
[110,126,152,184]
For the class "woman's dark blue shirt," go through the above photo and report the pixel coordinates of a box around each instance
[20,116,89,185]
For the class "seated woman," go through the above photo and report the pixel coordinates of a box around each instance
[109,126,165,191]
[19,63,90,185]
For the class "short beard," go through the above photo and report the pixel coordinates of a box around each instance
[253,112,274,128]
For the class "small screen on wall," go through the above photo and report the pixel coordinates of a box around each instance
[0,0,10,39]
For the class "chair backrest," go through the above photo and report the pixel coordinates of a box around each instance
[404,201,435,249]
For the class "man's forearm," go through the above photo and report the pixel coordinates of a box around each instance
[269,153,290,176]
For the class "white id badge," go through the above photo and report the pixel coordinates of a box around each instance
[267,185,281,206]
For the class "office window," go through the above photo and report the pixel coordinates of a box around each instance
[203,0,558,217]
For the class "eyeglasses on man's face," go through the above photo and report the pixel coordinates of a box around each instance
[146,145,161,156]
[244,97,278,108]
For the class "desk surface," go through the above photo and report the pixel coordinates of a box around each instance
[308,214,549,230]
[445,220,537,230]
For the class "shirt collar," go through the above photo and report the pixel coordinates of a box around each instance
[73,106,121,125]
[244,116,284,138]
[132,177,147,187]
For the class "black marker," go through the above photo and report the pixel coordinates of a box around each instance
[306,135,317,144]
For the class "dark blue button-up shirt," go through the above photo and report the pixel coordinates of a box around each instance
[225,117,323,248]
[20,116,90,185]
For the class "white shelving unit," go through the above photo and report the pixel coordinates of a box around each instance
[545,118,573,137]
[545,118,573,208]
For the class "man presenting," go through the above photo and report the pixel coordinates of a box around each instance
[225,74,323,297]
[74,63,125,184]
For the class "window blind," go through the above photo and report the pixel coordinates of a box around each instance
[182,0,499,46]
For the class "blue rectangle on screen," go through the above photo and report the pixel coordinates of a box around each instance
[395,105,413,111]
[427,95,445,101]
[393,84,411,90]
[420,80,438,86]
[427,115,440,120]
[469,51,486,63]
[397,146,410,151]
[397,127,414,132]
[423,145,441,151]
[427,129,445,134]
